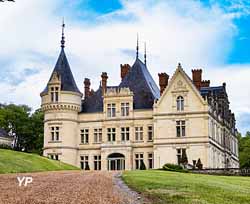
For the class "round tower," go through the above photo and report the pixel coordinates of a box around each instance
[40,22,82,166]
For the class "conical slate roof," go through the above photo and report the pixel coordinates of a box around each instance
[119,58,160,109]
[41,48,81,94]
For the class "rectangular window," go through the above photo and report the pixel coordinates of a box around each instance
[107,103,116,117]
[94,155,101,170]
[121,127,130,141]
[148,153,153,169]
[50,154,59,160]
[55,87,59,102]
[107,128,116,142]
[135,127,143,141]
[176,121,185,137]
[176,149,186,165]
[81,129,89,144]
[80,156,89,170]
[135,153,144,170]
[148,126,153,141]
[94,128,102,143]
[121,102,129,116]
[51,126,60,141]
[176,149,182,165]
[50,87,59,102]
[51,87,54,102]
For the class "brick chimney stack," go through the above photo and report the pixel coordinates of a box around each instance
[192,69,211,89]
[84,78,91,99]
[192,69,202,90]
[158,73,169,95]
[201,80,210,88]
[120,64,131,80]
[101,72,108,94]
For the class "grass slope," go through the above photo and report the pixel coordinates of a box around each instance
[122,170,250,204]
[0,149,79,174]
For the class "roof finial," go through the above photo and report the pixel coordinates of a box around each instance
[136,33,139,59]
[61,18,65,49]
[178,63,182,69]
[144,42,147,65]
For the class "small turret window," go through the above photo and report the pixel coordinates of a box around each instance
[51,87,59,102]
[177,96,184,111]
[51,126,60,141]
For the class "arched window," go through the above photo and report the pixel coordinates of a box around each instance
[177,96,184,111]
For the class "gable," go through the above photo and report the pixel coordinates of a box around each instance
[155,67,207,113]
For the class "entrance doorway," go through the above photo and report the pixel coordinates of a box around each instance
[107,153,125,171]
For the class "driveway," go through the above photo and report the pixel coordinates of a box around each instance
[0,171,144,204]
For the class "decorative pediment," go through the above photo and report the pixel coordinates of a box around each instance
[49,71,61,84]
[172,80,188,92]
[105,87,133,97]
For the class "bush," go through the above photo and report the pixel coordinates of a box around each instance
[196,158,203,170]
[85,163,90,170]
[162,163,188,173]
[0,144,12,150]
[140,161,146,170]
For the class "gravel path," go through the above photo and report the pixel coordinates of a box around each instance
[0,171,147,204]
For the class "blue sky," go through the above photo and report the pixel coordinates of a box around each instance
[0,0,249,135]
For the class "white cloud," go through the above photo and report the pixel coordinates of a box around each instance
[0,0,249,132]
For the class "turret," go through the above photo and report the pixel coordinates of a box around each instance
[40,21,82,166]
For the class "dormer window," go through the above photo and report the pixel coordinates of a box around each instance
[177,96,184,111]
[107,103,116,117]
[121,102,129,116]
[51,87,59,102]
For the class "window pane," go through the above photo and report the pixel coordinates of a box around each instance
[177,127,181,137]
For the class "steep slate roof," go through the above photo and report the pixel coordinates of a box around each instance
[119,58,160,109]
[81,87,103,113]
[81,58,160,113]
[41,48,81,94]
[200,86,226,97]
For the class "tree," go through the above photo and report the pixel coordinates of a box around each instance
[238,131,250,168]
[0,0,15,2]
[0,104,44,154]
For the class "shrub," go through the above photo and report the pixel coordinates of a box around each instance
[140,161,146,170]
[0,144,12,150]
[162,163,188,173]
[196,158,203,170]
[85,163,90,170]
[181,150,188,165]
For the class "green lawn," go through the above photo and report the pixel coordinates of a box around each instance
[122,170,250,204]
[0,149,79,174]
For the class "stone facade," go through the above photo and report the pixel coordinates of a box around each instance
[0,128,13,147]
[41,37,239,170]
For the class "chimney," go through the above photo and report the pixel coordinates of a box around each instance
[158,73,169,95]
[120,64,131,80]
[192,69,202,90]
[84,78,91,99]
[101,72,108,94]
[201,80,210,88]
[90,89,94,96]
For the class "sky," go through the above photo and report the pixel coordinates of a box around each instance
[0,0,249,135]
